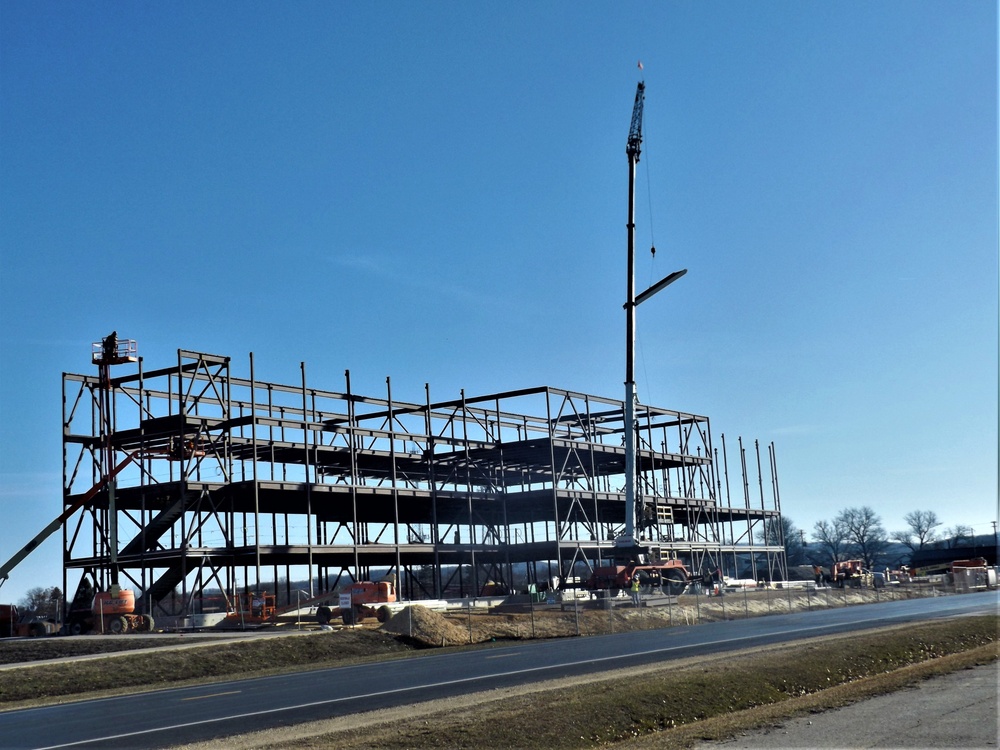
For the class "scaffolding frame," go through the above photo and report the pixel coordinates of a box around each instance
[61,349,785,618]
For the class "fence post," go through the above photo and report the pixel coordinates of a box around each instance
[530,593,536,638]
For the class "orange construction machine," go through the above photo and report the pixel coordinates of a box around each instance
[585,560,689,597]
[91,588,153,634]
[66,584,154,635]
[221,591,277,627]
[337,579,398,624]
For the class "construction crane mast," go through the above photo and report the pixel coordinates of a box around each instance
[619,80,686,554]
[621,81,645,550]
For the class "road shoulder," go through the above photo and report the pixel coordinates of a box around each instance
[695,661,998,749]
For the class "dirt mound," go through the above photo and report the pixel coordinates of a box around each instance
[381,606,469,647]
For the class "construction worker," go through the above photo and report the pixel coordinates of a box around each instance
[630,573,641,606]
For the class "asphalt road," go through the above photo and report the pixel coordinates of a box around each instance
[2,591,995,750]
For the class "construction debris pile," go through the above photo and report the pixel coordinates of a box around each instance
[381,606,469,647]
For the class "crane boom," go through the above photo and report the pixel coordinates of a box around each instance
[627,81,645,161]
[0,451,140,588]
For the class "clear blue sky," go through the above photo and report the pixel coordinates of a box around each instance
[1,3,996,604]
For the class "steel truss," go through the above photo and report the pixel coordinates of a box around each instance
[61,349,785,619]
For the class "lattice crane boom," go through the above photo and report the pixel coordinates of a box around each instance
[627,81,645,161]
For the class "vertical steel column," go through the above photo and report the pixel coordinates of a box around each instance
[769,442,787,581]
[545,389,561,579]
[494,395,513,590]
[425,383,441,598]
[61,376,69,621]
[177,351,187,607]
[460,389,477,595]
[386,377,402,584]
[250,353,261,589]
[346,370,360,573]
[755,440,765,510]
[300,363,314,597]
[138,357,147,607]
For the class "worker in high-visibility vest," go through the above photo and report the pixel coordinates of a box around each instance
[630,574,641,606]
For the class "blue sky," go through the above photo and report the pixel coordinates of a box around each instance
[1,3,997,603]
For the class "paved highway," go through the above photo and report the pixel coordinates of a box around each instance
[2,591,995,750]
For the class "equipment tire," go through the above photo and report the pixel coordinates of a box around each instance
[28,623,44,638]
[376,605,393,623]
[141,615,154,632]
[609,586,621,598]
[341,607,355,625]
[662,570,687,596]
[638,572,655,595]
[108,616,128,634]
[316,605,332,625]
[69,621,84,636]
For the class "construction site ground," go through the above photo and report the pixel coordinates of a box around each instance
[1,585,995,749]
[0,585,959,673]
[379,585,923,646]
[0,585,930,667]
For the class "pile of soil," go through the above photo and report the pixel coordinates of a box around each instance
[381,606,470,647]
[380,588,913,647]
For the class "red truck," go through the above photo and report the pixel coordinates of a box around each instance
[585,560,689,597]
[0,604,60,638]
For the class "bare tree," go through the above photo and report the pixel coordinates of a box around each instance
[811,517,850,567]
[17,586,61,618]
[943,524,973,548]
[892,510,942,554]
[839,506,889,568]
[760,516,807,567]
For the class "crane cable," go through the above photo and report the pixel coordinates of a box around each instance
[638,106,660,407]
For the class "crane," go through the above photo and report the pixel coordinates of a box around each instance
[619,80,687,555]
[627,81,645,161]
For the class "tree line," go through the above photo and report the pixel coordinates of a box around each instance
[773,508,977,571]
[9,586,63,619]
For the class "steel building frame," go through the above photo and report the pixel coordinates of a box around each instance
[61,348,785,619]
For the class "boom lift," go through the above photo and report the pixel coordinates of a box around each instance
[0,450,140,589]
[0,334,156,634]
